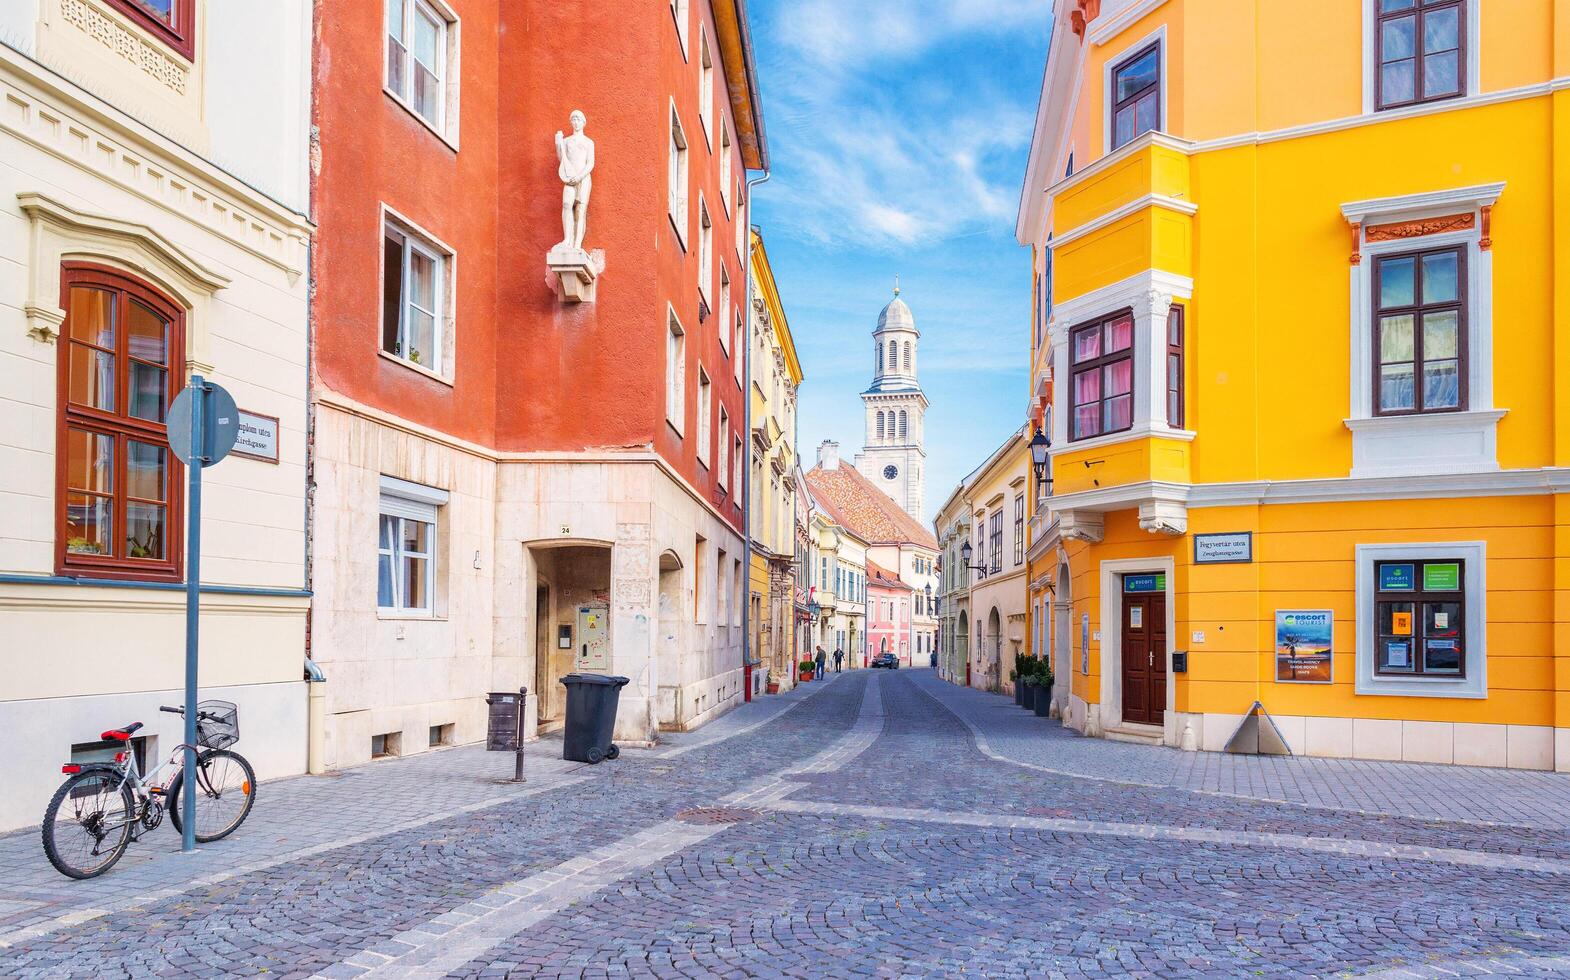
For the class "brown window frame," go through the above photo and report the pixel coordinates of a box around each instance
[1372,245,1467,416]
[1068,309,1136,442]
[1375,0,1466,112]
[1166,304,1184,428]
[105,0,196,62]
[1373,559,1465,678]
[56,264,186,583]
[1110,42,1161,151]
[989,512,1003,574]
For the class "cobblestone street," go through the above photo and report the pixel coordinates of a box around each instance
[4,670,1570,979]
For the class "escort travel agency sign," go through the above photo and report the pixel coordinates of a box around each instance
[1122,573,1165,593]
[1275,609,1333,683]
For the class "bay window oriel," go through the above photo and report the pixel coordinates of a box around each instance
[57,265,183,581]
[1069,310,1134,440]
[1110,42,1160,150]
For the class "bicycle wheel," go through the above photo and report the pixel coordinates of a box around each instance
[41,770,135,879]
[169,749,256,843]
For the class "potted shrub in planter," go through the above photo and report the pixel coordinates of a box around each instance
[1010,669,1022,706]
[1021,672,1037,712]
[1034,666,1055,717]
[798,659,816,682]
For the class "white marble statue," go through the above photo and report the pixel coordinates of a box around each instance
[555,110,595,252]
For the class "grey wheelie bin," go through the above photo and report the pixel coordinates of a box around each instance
[560,673,629,763]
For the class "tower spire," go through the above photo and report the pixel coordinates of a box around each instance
[893,274,900,297]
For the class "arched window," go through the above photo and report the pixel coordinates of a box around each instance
[876,343,883,374]
[58,264,184,580]
[899,410,909,440]
[888,339,897,369]
[902,342,911,371]
[876,411,885,440]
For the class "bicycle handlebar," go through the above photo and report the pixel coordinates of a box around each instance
[159,705,218,721]
[159,705,182,714]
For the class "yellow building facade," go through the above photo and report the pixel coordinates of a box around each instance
[748,231,804,693]
[1018,0,1570,769]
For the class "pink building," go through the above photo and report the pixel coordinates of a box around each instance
[867,562,914,667]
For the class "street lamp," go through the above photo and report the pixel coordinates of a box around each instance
[1029,427,1052,497]
[959,540,987,577]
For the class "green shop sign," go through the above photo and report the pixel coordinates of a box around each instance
[1423,562,1461,591]
[1123,573,1165,593]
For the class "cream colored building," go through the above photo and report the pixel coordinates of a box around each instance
[747,231,803,695]
[0,0,313,831]
[806,502,866,672]
[956,427,1031,694]
[934,484,972,685]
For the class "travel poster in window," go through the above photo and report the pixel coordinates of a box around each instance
[1275,609,1333,683]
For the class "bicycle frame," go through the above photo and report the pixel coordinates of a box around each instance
[71,740,200,839]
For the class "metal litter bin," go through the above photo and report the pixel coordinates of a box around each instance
[560,673,629,764]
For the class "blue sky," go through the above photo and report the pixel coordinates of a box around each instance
[749,0,1053,524]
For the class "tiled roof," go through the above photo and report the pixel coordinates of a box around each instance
[806,464,939,551]
[866,560,912,591]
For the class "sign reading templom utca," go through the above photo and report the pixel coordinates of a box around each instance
[233,410,280,464]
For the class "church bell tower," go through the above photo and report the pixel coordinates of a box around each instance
[854,280,928,520]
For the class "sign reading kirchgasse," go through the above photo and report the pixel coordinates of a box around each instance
[232,410,280,463]
[1275,609,1332,683]
[1194,532,1253,564]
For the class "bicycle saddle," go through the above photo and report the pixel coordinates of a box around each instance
[101,722,144,741]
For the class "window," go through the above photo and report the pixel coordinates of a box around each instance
[1013,494,1024,566]
[733,435,744,502]
[1110,43,1160,150]
[698,28,715,142]
[989,512,1003,573]
[696,367,712,466]
[668,106,689,244]
[694,534,708,623]
[666,311,686,433]
[386,0,451,133]
[876,412,886,441]
[1166,305,1185,428]
[57,267,184,581]
[698,198,713,303]
[898,410,908,441]
[106,0,194,60]
[717,547,728,625]
[1037,245,1054,347]
[1373,559,1466,677]
[876,344,884,375]
[718,265,731,352]
[734,310,745,388]
[1069,310,1134,440]
[670,0,689,55]
[378,476,447,615]
[735,194,747,262]
[902,342,911,372]
[719,121,734,212]
[1376,0,1464,110]
[718,407,730,489]
[382,217,448,375]
[1373,246,1464,415]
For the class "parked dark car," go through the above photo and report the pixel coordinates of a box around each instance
[871,653,899,669]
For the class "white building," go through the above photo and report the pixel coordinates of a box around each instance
[0,0,313,831]
[854,286,928,523]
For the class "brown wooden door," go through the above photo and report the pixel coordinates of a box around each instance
[1121,591,1167,726]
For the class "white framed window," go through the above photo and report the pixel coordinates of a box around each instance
[377,475,448,616]
[668,103,690,246]
[718,264,732,353]
[718,407,730,489]
[385,0,459,145]
[666,308,686,434]
[719,120,734,214]
[732,434,743,504]
[733,309,745,388]
[733,558,743,627]
[382,211,454,380]
[1362,0,1479,115]
[717,547,728,626]
[698,27,715,144]
[1101,27,1166,155]
[1355,540,1486,699]
[698,196,713,305]
[735,194,747,262]
[696,366,712,466]
[1341,183,1504,478]
[670,0,689,58]
[694,534,708,623]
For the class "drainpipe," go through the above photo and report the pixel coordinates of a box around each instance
[741,170,771,699]
[304,656,326,774]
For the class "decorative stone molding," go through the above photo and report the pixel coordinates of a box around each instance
[60,0,189,94]
[1056,509,1105,543]
[1365,212,1473,242]
[545,245,604,303]
[1137,499,1187,535]
[18,191,230,370]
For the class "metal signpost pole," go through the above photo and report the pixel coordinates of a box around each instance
[181,376,206,854]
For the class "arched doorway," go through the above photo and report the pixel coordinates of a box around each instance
[1054,561,1072,717]
[956,609,969,684]
[986,606,1002,693]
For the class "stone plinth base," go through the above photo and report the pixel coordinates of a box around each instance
[546,245,605,302]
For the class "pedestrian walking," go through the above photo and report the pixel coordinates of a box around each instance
[816,646,827,678]
[834,648,844,673]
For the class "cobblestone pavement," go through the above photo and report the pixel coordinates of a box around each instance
[3,668,1569,979]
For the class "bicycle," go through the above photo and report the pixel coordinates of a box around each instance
[41,700,257,879]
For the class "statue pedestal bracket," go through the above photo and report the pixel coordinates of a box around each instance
[546,245,605,303]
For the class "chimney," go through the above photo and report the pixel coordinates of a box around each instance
[817,440,840,470]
